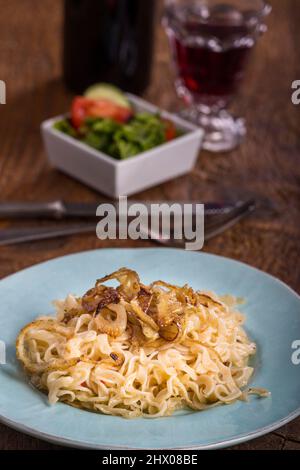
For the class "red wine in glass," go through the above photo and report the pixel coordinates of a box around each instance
[163,0,271,151]
[173,22,252,107]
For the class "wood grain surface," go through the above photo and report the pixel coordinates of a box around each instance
[0,0,299,450]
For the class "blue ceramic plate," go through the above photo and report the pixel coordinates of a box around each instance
[0,248,299,449]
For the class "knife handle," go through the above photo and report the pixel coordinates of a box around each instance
[0,201,66,219]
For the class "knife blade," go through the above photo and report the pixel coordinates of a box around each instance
[0,200,243,219]
[0,224,96,246]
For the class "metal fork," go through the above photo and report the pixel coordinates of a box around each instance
[0,200,255,247]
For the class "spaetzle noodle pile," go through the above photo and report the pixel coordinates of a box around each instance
[16,268,268,417]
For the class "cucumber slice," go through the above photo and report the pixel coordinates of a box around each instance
[84,83,131,109]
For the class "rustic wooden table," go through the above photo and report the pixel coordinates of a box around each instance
[0,0,299,450]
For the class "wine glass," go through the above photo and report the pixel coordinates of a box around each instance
[163,0,271,152]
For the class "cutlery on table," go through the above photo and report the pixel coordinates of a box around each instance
[0,200,248,219]
[0,200,256,247]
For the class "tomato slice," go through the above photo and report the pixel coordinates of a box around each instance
[71,96,133,128]
[71,97,90,128]
[163,119,177,141]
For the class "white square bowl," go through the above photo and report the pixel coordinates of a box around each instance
[41,94,203,198]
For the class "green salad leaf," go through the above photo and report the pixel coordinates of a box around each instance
[53,119,77,138]
[53,112,179,159]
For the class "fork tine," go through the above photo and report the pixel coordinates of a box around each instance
[156,199,256,248]
[204,200,256,240]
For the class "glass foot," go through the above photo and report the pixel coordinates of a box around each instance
[180,107,246,152]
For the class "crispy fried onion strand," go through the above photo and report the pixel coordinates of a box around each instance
[16,320,78,373]
[96,268,140,301]
[95,303,127,337]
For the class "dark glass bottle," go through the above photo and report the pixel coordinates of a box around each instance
[63,0,156,94]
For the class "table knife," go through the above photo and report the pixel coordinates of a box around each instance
[0,200,244,219]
